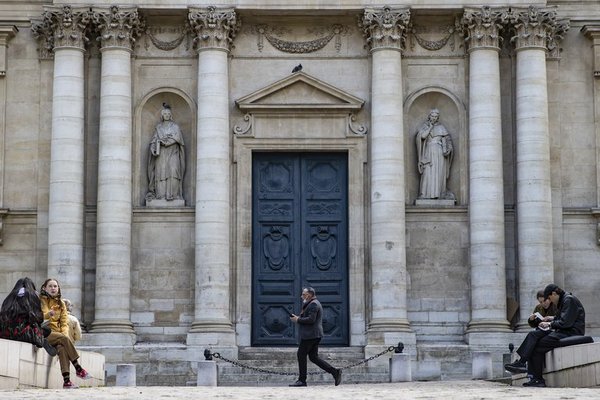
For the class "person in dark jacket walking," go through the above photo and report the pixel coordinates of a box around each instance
[522,283,586,387]
[289,287,342,387]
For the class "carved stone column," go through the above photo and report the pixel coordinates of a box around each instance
[187,6,239,351]
[582,26,600,245]
[462,7,512,336]
[510,6,564,329]
[360,7,415,354]
[88,6,143,343]
[0,26,16,245]
[32,6,90,313]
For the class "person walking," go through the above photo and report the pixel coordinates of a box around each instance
[289,287,342,387]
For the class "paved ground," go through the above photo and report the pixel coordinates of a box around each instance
[1,381,599,400]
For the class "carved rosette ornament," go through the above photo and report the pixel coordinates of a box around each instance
[188,6,240,51]
[359,6,411,51]
[462,6,509,51]
[32,5,91,54]
[509,6,565,51]
[92,6,145,51]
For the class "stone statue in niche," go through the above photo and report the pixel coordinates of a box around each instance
[415,109,455,204]
[146,103,185,207]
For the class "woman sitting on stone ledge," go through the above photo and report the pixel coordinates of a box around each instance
[0,277,55,355]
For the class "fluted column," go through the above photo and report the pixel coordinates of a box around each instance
[88,6,143,342]
[187,6,239,349]
[32,6,90,314]
[360,7,414,350]
[462,7,512,333]
[510,6,562,329]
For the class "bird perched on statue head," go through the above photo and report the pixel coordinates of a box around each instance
[292,64,302,73]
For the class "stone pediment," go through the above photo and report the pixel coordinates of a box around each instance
[235,71,364,113]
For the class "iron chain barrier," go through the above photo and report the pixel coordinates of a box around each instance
[205,344,401,376]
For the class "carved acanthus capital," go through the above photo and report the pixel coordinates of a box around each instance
[188,6,240,51]
[32,5,91,52]
[92,6,145,51]
[509,6,567,52]
[462,6,509,51]
[359,6,411,52]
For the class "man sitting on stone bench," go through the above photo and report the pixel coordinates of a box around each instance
[520,283,586,387]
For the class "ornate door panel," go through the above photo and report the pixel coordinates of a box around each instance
[252,153,348,346]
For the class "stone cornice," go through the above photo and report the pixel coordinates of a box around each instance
[92,6,144,51]
[188,6,240,52]
[32,5,91,52]
[509,5,569,52]
[359,6,411,52]
[462,6,509,52]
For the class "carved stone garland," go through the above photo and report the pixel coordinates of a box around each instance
[145,25,191,51]
[252,24,348,53]
[409,18,462,52]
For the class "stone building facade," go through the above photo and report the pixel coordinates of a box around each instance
[0,0,599,384]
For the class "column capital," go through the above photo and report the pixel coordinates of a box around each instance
[188,6,240,52]
[509,5,569,53]
[462,6,509,52]
[0,26,17,76]
[582,25,600,78]
[32,5,91,52]
[359,6,411,52]
[92,6,145,51]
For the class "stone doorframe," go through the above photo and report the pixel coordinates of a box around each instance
[231,72,368,346]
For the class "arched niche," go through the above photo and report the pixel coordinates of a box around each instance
[134,89,196,207]
[404,87,467,206]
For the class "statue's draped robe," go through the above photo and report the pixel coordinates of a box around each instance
[148,121,185,201]
[416,122,453,199]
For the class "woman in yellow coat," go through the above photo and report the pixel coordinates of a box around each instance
[40,278,91,389]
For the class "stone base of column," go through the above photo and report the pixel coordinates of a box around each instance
[186,320,236,350]
[515,320,535,332]
[365,322,416,368]
[81,332,136,346]
[465,331,516,348]
[466,319,512,334]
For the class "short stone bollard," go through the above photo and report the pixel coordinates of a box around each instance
[472,351,492,380]
[197,360,217,386]
[116,363,136,387]
[390,353,412,382]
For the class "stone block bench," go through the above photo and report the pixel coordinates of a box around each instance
[512,336,598,387]
[0,338,105,389]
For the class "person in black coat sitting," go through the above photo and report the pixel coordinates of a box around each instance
[522,283,586,387]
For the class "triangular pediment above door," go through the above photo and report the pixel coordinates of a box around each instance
[235,71,364,113]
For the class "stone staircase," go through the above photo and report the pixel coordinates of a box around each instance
[217,347,390,386]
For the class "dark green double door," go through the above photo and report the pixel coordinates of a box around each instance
[252,152,348,346]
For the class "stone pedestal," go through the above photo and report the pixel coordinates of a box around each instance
[472,352,492,380]
[146,199,185,207]
[197,360,218,386]
[390,353,411,382]
[116,364,136,387]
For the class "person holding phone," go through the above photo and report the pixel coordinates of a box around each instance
[288,287,342,387]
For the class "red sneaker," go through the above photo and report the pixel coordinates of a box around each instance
[63,380,78,389]
[76,368,92,380]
